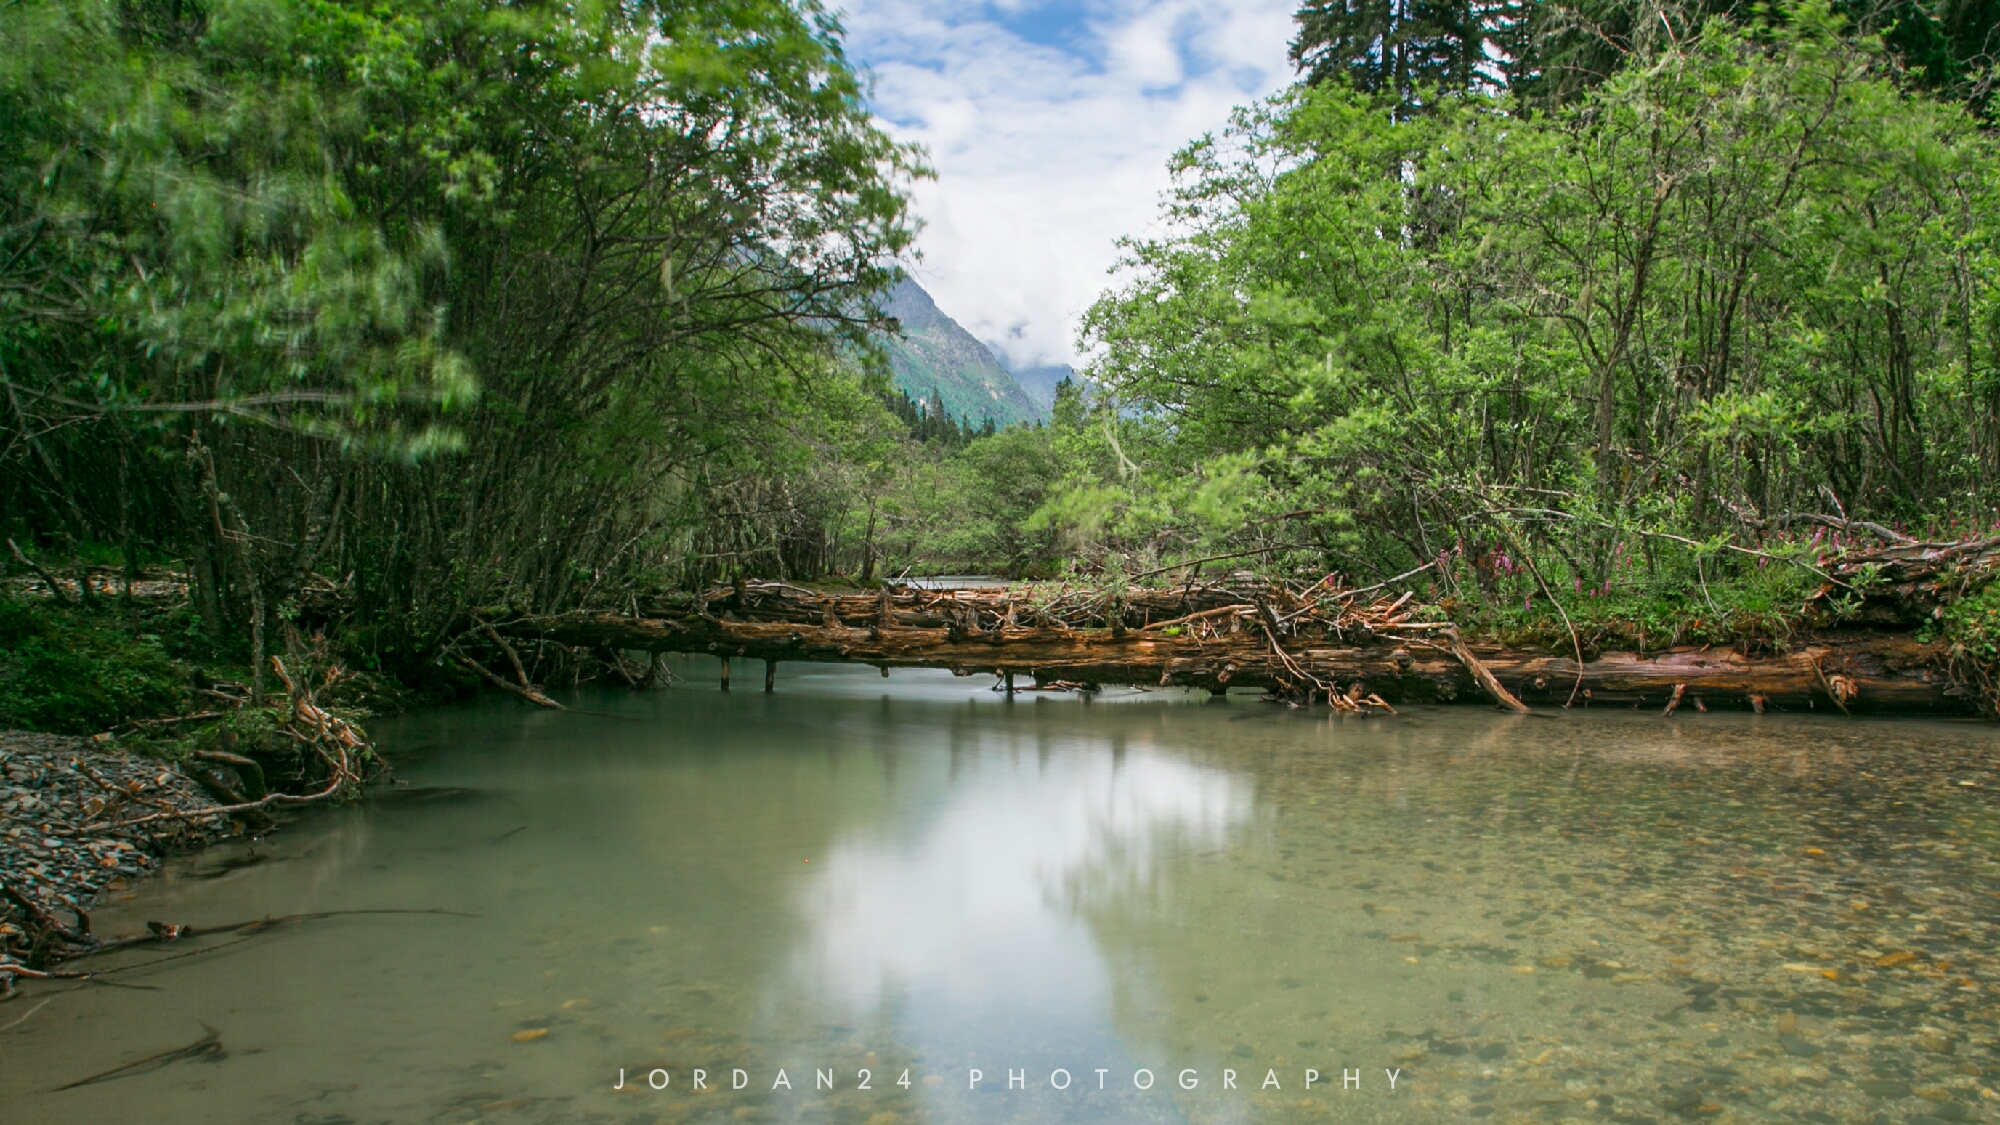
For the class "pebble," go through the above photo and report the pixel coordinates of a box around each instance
[1,730,227,972]
[1192,718,2000,1125]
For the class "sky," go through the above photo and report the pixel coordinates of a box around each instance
[836,0,1300,370]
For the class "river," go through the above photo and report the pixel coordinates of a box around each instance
[3,661,1995,1124]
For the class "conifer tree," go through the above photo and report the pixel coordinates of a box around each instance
[1290,0,1532,109]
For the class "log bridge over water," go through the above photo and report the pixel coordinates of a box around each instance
[487,574,1976,716]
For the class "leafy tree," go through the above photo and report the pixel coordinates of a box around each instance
[1298,0,2000,114]
[1842,0,2000,109]
[1,0,923,676]
[1081,4,1999,595]
[1518,0,1746,103]
[1506,0,1998,110]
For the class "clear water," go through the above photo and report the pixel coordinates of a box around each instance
[3,661,1996,1125]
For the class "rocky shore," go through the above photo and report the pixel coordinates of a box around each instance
[0,731,228,983]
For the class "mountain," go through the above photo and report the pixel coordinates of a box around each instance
[1005,363,1075,409]
[881,281,1046,428]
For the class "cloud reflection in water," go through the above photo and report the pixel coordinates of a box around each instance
[789,736,1252,1053]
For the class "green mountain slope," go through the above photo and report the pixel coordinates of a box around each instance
[881,280,1046,428]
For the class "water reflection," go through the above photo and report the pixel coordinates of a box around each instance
[792,729,1251,1073]
[0,669,1993,1125]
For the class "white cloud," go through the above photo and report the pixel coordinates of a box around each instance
[837,0,1299,368]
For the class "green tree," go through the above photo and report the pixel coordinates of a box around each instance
[1842,0,2000,109]
[1,0,923,678]
[1292,0,1534,108]
[1085,3,1998,593]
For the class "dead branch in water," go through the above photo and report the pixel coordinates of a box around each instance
[1435,628,1532,714]
[449,649,566,709]
[60,908,480,966]
[50,1025,223,1091]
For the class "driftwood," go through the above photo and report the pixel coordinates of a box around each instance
[489,580,1972,714]
[0,909,479,999]
[446,621,568,709]
[450,651,566,709]
[1439,627,1532,714]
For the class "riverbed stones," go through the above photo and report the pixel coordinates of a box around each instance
[0,730,226,975]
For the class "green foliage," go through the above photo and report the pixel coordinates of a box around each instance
[1292,0,1532,107]
[1070,6,2000,602]
[1,0,477,450]
[0,599,187,733]
[2,0,924,648]
[1852,0,2000,111]
[1943,581,2000,664]
[1456,542,1825,652]
[1297,1,2000,115]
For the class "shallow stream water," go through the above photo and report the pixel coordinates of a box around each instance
[2,662,1996,1125]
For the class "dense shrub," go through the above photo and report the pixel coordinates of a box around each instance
[0,599,187,734]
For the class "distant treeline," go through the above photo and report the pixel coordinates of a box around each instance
[879,387,1001,450]
[1292,0,1998,113]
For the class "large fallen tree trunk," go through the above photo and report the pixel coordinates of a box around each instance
[492,582,1968,714]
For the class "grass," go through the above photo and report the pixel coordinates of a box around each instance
[0,597,191,734]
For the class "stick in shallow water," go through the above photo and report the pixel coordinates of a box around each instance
[59,908,480,965]
[50,1024,224,1091]
[1436,628,1532,714]
[450,651,566,710]
[0,997,52,1032]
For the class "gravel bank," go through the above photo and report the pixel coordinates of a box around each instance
[1,731,228,968]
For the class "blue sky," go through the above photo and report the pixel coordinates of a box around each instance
[836,0,1299,368]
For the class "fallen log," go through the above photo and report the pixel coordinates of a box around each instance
[1815,534,2000,626]
[496,602,1968,714]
